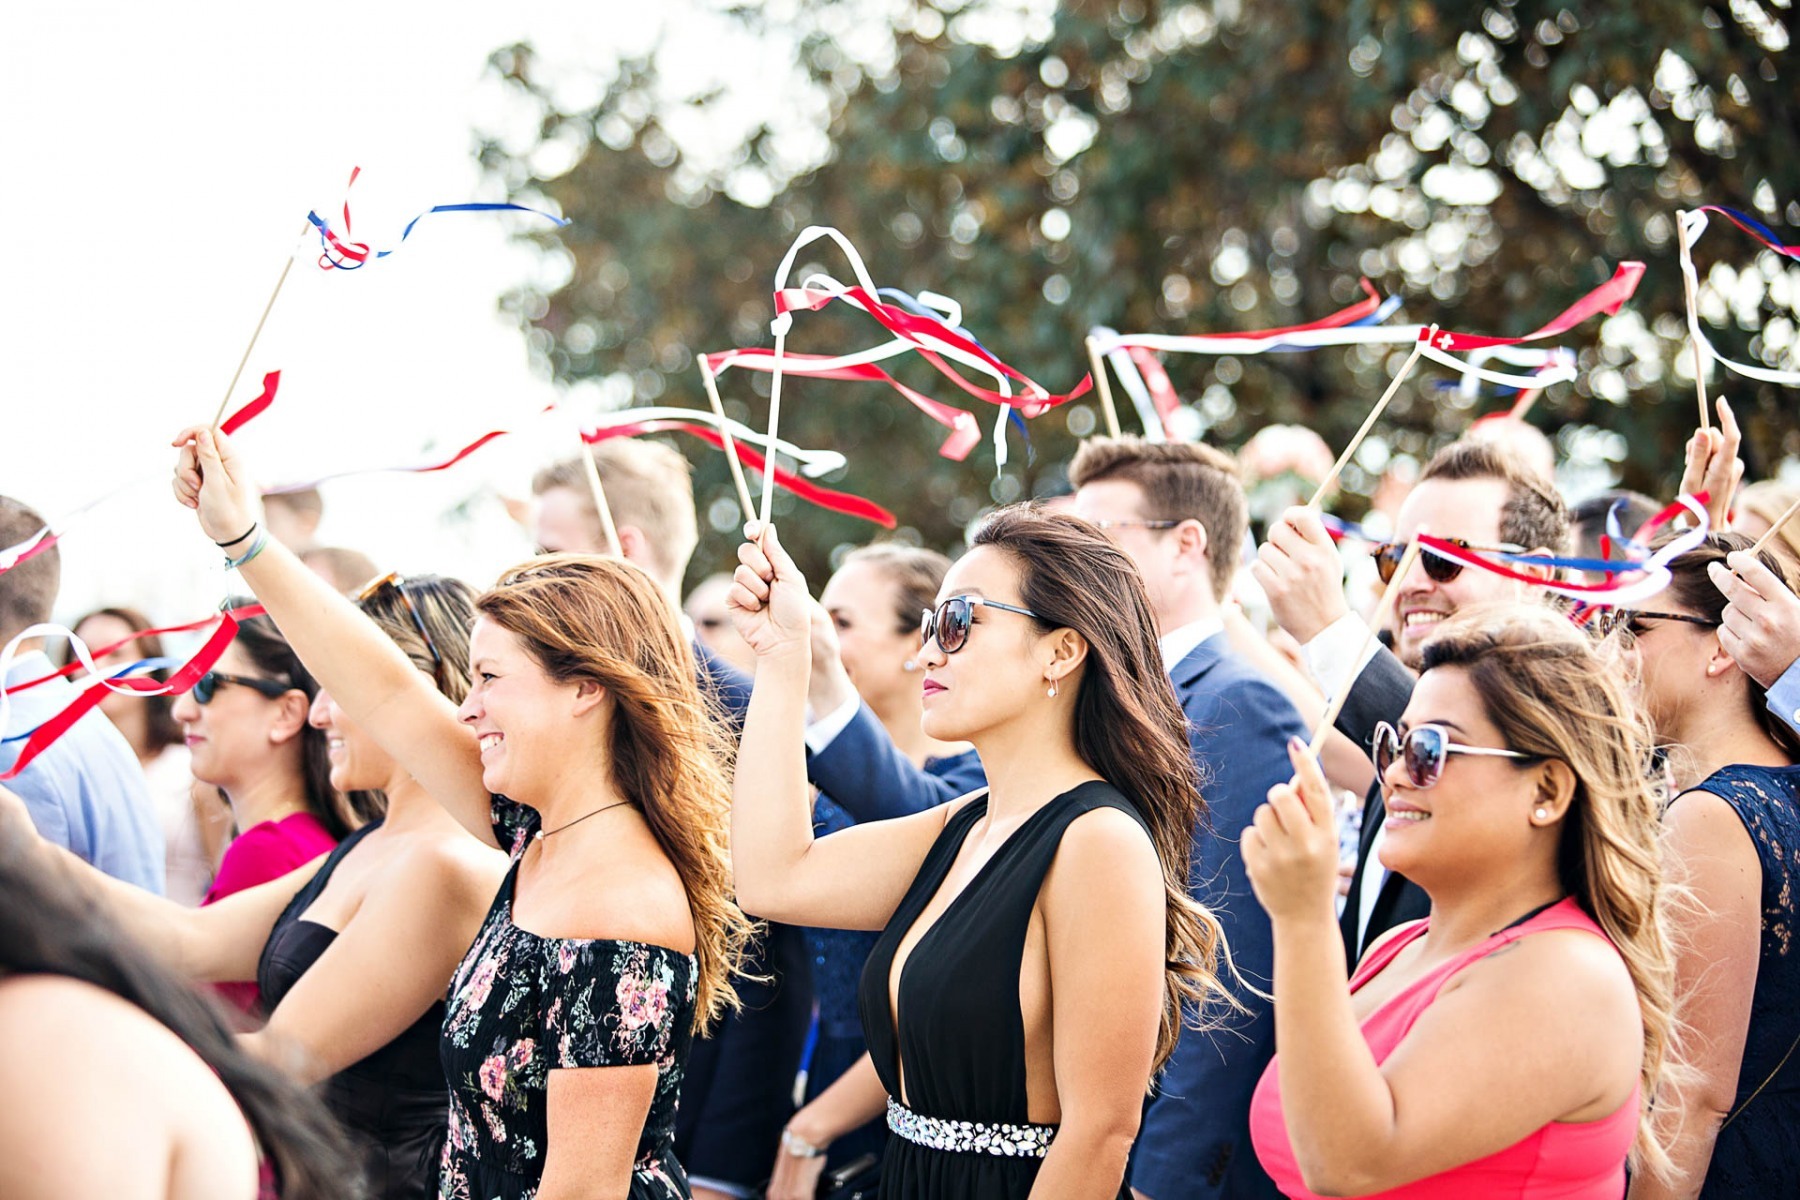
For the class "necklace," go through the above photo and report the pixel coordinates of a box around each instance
[534,798,634,841]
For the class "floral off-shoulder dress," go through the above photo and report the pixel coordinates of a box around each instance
[438,797,698,1200]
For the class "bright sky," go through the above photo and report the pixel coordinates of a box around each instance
[3,2,787,628]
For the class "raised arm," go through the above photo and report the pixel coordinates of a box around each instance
[727,521,964,929]
[171,426,495,846]
[0,783,314,983]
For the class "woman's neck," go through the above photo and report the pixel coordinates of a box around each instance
[969,713,1098,823]
[1668,695,1793,790]
[1416,862,1566,958]
[221,769,310,833]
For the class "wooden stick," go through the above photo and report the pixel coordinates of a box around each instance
[1307,329,1432,508]
[576,433,622,556]
[1085,336,1123,438]
[1750,493,1800,558]
[699,362,756,520]
[1309,533,1427,755]
[759,326,789,527]
[1677,210,1712,433]
[1507,387,1544,421]
[213,221,309,428]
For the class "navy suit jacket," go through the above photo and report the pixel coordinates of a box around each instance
[1131,634,1308,1200]
[806,700,986,821]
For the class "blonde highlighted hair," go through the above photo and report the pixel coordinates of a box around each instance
[1419,605,1678,1176]
[476,553,750,1030]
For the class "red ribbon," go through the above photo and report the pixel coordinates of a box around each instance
[2,605,267,699]
[221,371,280,435]
[1425,263,1645,353]
[585,421,896,528]
[1,608,252,782]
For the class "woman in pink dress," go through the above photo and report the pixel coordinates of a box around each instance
[1243,605,1679,1198]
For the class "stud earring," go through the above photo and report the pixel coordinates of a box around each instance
[902,659,918,672]
[1533,807,1549,821]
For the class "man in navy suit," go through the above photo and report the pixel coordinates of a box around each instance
[1070,438,1308,1200]
[530,441,976,1198]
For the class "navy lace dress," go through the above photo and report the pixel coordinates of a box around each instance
[438,797,698,1200]
[1689,763,1800,1198]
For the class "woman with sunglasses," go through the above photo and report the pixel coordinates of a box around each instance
[1620,534,1800,1200]
[12,576,507,1193]
[1242,604,1678,1198]
[172,424,749,1200]
[729,509,1230,1200]
[173,609,358,1014]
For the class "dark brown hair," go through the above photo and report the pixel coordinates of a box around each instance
[1420,440,1571,554]
[839,543,953,635]
[0,495,59,644]
[1067,436,1249,601]
[971,506,1230,1073]
[476,554,749,1028]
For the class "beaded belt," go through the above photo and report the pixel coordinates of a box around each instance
[886,1097,1057,1158]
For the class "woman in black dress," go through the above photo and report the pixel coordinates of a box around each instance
[175,425,751,1199]
[729,507,1232,1199]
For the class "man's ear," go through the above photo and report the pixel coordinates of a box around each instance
[615,524,650,563]
[1519,545,1558,584]
[1177,518,1211,566]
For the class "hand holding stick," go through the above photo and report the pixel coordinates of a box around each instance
[1308,534,1426,755]
[1306,327,1434,509]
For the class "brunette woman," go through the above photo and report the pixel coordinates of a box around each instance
[173,425,750,1200]
[1243,605,1677,1198]
[1621,534,1800,1199]
[730,508,1229,1200]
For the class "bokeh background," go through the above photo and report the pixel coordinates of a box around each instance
[7,0,1799,626]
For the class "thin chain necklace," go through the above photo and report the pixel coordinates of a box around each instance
[534,798,634,841]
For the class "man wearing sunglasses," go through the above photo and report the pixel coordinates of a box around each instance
[1252,440,1569,964]
[0,495,163,893]
[1069,438,1309,1200]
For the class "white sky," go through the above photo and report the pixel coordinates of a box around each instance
[2,1,781,628]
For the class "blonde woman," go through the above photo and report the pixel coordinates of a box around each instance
[173,426,749,1200]
[1243,606,1677,1198]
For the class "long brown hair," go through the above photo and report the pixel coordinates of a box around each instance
[971,506,1231,1074]
[1419,605,1677,1175]
[476,554,749,1029]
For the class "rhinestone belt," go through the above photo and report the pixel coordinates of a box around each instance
[886,1097,1057,1158]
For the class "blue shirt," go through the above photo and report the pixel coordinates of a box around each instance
[1769,658,1800,737]
[1,650,165,892]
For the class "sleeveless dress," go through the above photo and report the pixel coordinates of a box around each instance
[1250,897,1639,1198]
[258,821,448,1200]
[208,811,338,1014]
[1684,763,1800,1198]
[438,797,697,1200]
[856,780,1147,1200]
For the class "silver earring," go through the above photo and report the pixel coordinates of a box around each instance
[1533,807,1549,821]
[1047,677,1059,698]
[902,660,918,672]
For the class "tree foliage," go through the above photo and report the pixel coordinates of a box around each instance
[478,0,1800,585]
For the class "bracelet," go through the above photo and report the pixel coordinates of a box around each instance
[224,529,271,571]
[213,520,260,549]
[779,1127,826,1159]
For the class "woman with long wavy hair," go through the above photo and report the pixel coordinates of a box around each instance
[172,425,750,1200]
[1243,605,1678,1198]
[729,506,1230,1200]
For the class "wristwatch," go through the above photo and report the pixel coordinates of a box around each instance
[780,1127,827,1159]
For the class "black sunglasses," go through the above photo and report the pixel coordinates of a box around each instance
[1374,538,1527,585]
[192,671,295,706]
[1590,608,1721,639]
[1373,721,1541,789]
[359,571,446,687]
[919,595,1040,655]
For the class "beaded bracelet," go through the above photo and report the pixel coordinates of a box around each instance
[213,520,260,549]
[224,529,271,570]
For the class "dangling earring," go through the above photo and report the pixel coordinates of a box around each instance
[1047,676,1059,698]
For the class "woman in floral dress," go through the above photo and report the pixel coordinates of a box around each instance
[173,425,750,1200]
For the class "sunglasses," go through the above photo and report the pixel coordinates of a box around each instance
[1372,721,1540,789]
[192,671,296,706]
[919,595,1040,655]
[359,571,446,688]
[1373,538,1527,585]
[1589,608,1721,639]
[1089,518,1182,533]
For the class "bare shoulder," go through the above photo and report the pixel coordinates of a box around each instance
[1450,925,1636,1016]
[0,973,141,1037]
[378,829,509,912]
[1043,801,1160,896]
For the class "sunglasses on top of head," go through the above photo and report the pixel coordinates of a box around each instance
[192,671,296,706]
[1373,538,1527,585]
[919,595,1040,655]
[359,571,447,688]
[1372,721,1541,789]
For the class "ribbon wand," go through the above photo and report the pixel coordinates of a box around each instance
[212,221,309,428]
[698,360,757,519]
[1307,326,1435,508]
[1309,534,1427,756]
[1083,336,1124,438]
[1750,493,1800,558]
[1676,211,1713,433]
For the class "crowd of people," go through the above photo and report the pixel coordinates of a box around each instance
[0,389,1797,1200]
